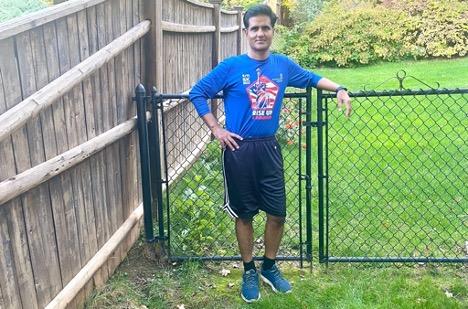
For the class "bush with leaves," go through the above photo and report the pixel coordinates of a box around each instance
[280,0,467,67]
[0,0,47,22]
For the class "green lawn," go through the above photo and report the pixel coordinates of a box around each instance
[87,246,466,308]
[313,57,468,90]
[86,57,467,308]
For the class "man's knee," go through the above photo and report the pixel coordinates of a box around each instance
[267,214,286,225]
[236,217,253,225]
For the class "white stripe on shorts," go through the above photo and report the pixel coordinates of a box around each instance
[222,149,238,219]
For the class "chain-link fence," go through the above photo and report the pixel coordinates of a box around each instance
[160,93,310,262]
[319,89,467,263]
[136,85,467,264]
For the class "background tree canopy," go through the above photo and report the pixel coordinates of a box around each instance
[278,0,468,67]
[0,0,48,22]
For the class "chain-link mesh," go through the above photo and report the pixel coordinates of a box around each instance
[161,95,307,260]
[323,90,467,261]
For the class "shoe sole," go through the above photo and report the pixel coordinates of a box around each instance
[260,274,292,294]
[241,291,261,303]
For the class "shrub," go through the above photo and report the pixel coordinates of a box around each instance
[280,0,467,67]
[0,0,47,22]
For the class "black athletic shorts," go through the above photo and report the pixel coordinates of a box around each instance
[222,136,286,219]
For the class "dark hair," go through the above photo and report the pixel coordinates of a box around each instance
[243,4,277,29]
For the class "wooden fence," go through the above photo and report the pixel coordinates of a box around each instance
[0,0,246,308]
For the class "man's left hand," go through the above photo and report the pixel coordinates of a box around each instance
[337,90,352,117]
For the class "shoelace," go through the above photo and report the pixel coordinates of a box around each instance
[269,266,283,282]
[244,271,257,286]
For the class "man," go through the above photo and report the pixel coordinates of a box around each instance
[189,4,351,303]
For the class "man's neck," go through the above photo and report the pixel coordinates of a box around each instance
[247,49,270,61]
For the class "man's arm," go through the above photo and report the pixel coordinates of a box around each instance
[286,57,352,117]
[189,59,243,150]
[316,77,352,117]
[201,112,242,151]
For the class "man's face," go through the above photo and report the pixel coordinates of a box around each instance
[245,15,274,53]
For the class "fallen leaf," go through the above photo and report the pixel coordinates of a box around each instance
[220,268,231,276]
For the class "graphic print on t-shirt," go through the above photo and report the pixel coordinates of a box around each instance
[246,69,279,120]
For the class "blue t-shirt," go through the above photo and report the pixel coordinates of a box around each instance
[189,53,322,138]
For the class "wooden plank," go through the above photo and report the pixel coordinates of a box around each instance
[85,5,109,289]
[44,19,83,287]
[0,72,22,308]
[94,3,112,251]
[0,207,22,308]
[65,14,92,307]
[15,30,62,307]
[107,0,123,230]
[29,26,71,303]
[0,60,37,308]
[128,0,140,216]
[103,0,123,277]
[119,0,134,220]
[110,0,127,277]
[77,8,99,261]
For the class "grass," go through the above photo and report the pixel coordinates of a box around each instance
[86,57,467,308]
[312,57,468,90]
[86,241,467,309]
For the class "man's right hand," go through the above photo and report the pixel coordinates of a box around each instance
[211,126,243,151]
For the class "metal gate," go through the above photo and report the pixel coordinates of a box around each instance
[134,86,313,265]
[317,87,467,263]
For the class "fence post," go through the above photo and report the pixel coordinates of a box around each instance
[144,0,163,91]
[235,6,243,55]
[210,0,223,120]
[316,89,326,263]
[306,87,313,262]
[150,87,168,254]
[134,84,155,243]
[276,0,282,25]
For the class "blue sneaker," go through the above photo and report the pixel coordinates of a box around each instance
[241,269,260,303]
[260,264,292,293]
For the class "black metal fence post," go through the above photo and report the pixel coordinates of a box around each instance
[134,84,155,243]
[316,89,326,263]
[150,87,167,244]
[305,87,313,261]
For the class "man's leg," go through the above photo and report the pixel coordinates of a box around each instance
[236,217,261,302]
[236,217,254,262]
[264,214,285,259]
[260,214,292,293]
